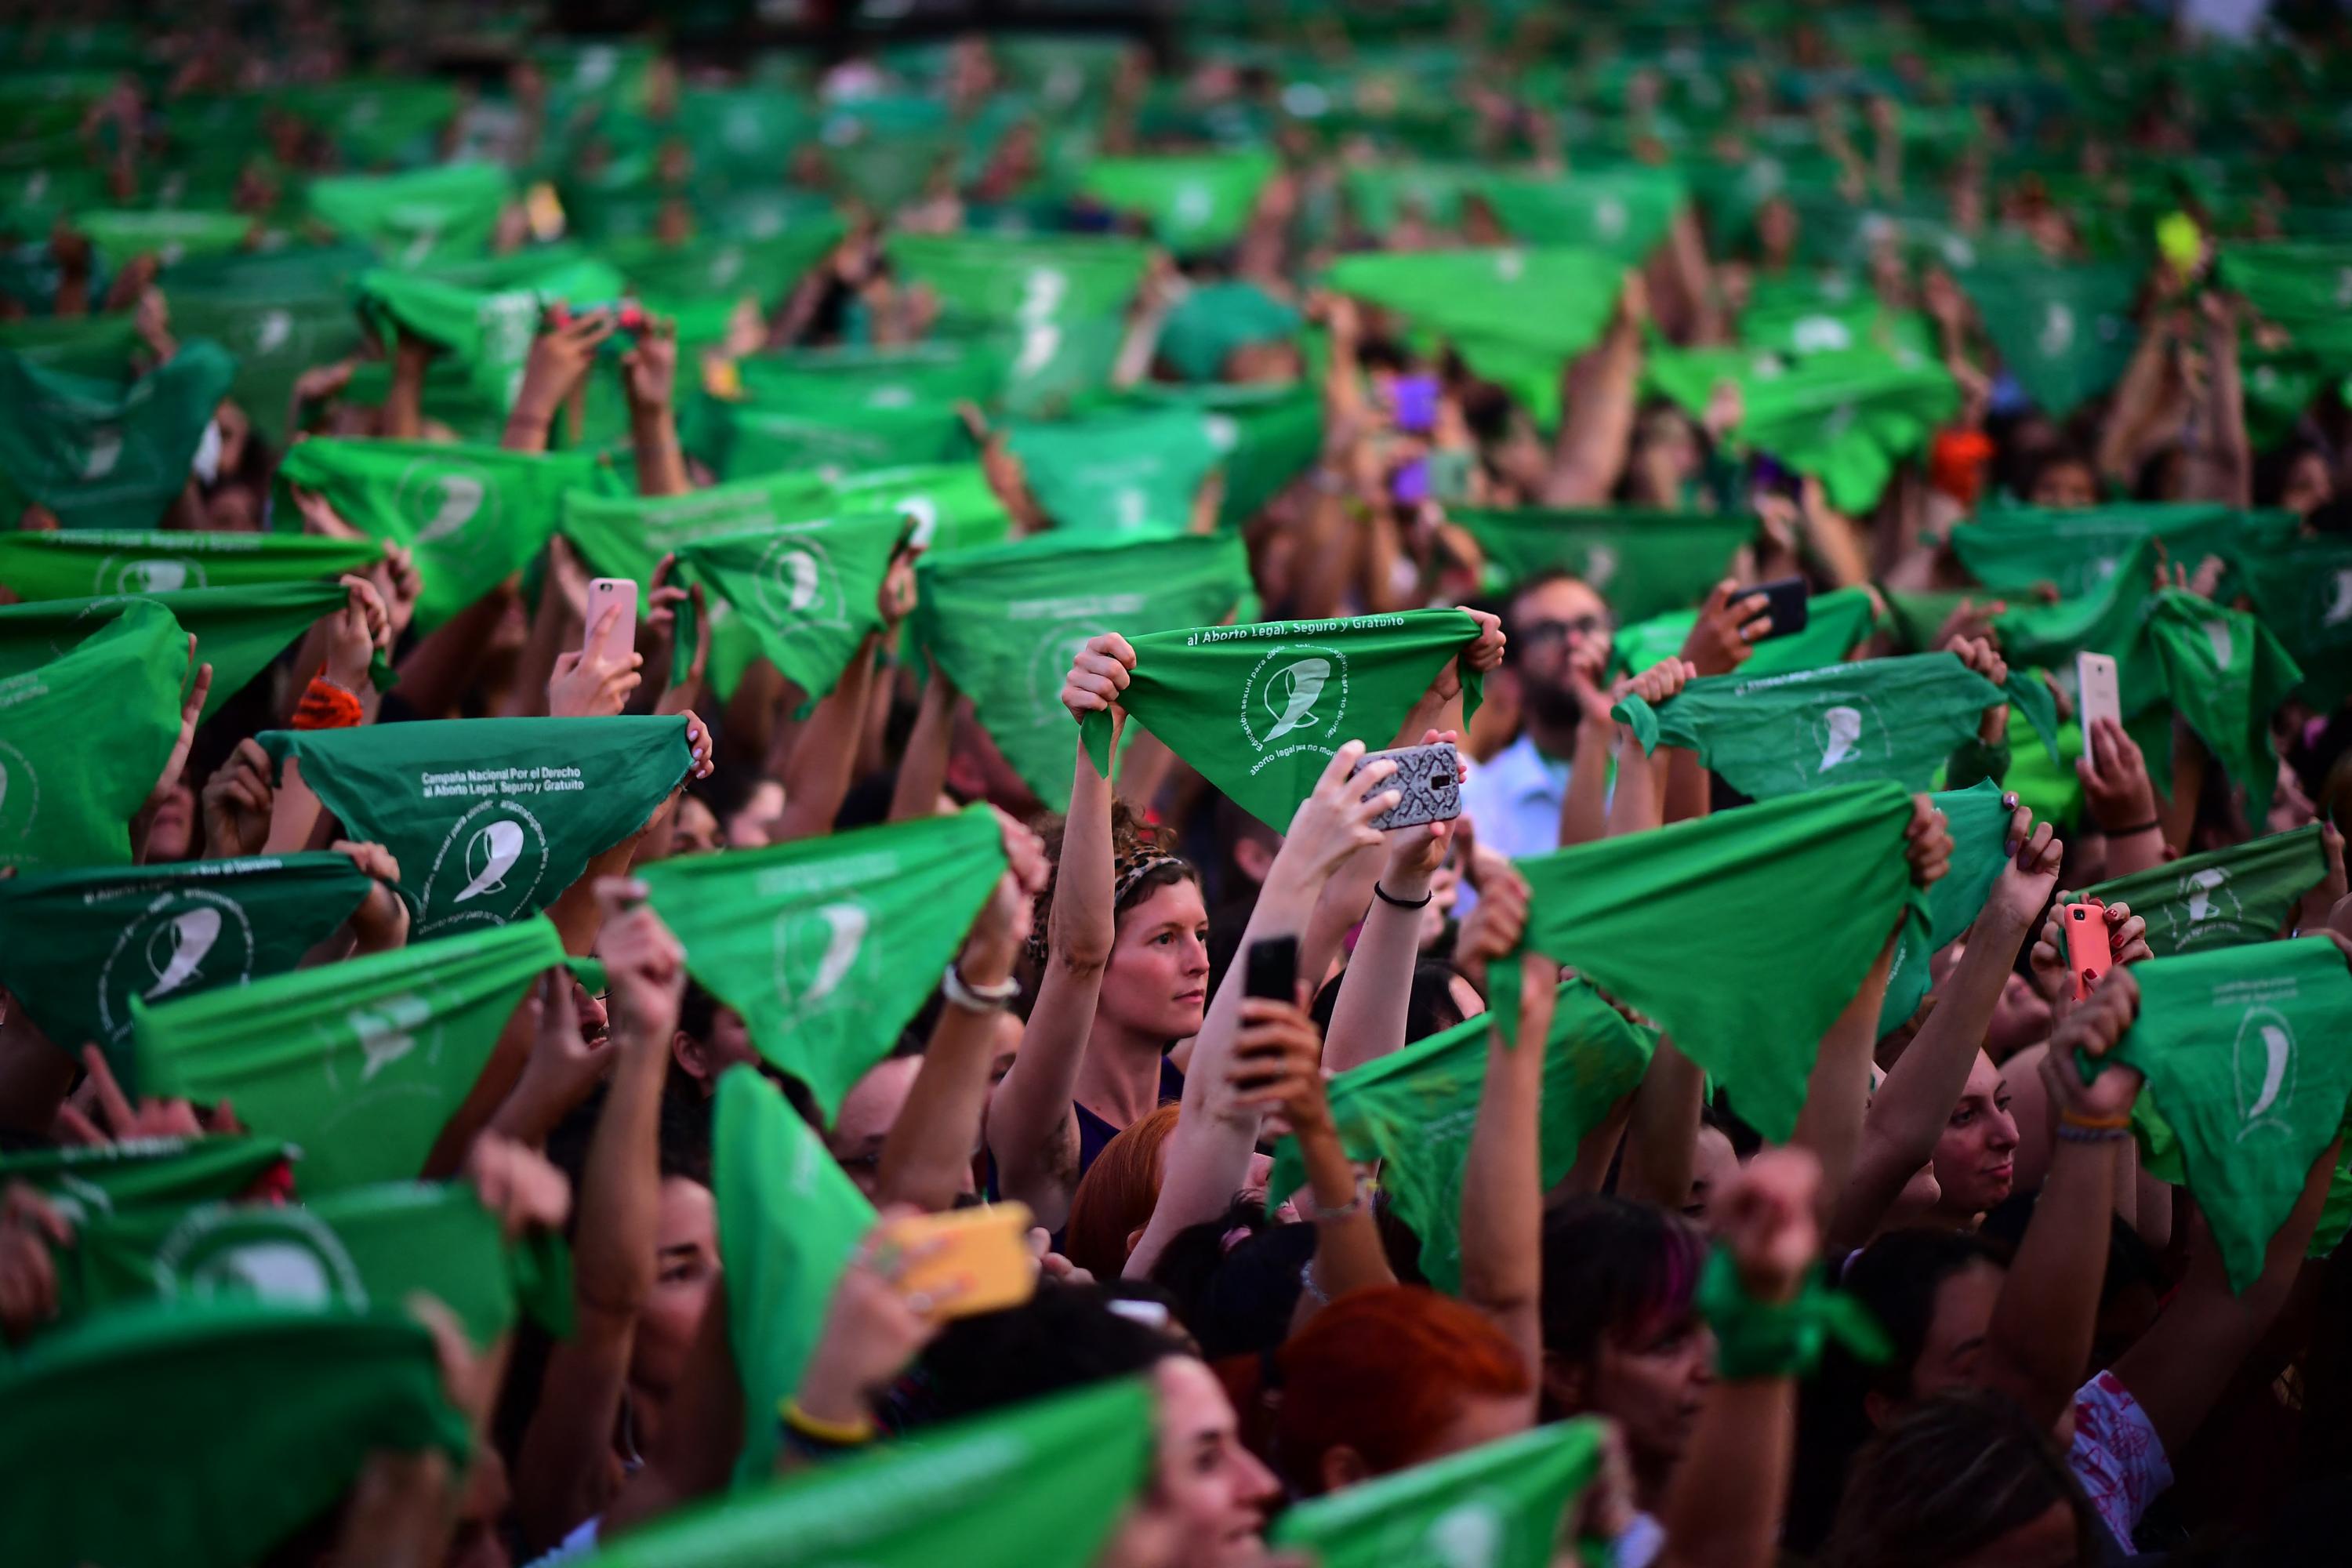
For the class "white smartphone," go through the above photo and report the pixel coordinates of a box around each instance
[584,578,638,666]
[2076,651,2122,738]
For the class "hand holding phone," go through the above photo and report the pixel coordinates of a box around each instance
[1243,935,1299,1004]
[2061,899,2113,1001]
[1748,576,1809,642]
[1349,742,1461,831]
[2075,652,2122,737]
[583,578,638,666]
[874,1201,1038,1320]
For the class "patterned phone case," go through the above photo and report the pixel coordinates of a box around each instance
[1352,742,1461,830]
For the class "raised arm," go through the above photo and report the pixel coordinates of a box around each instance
[1126,744,1398,1280]
[2076,717,2167,880]
[1541,277,1646,508]
[1979,967,2140,1428]
[622,317,689,499]
[1605,659,1696,839]
[514,886,684,1551]
[985,634,1132,1231]
[1832,801,2059,1250]
[1320,728,1459,1075]
[886,658,959,822]
[875,815,1048,1213]
[768,550,916,844]
[1458,954,1556,1392]
[1790,796,1948,1231]
[504,310,615,455]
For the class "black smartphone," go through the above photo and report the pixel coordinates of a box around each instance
[1243,935,1299,1004]
[1748,575,1810,641]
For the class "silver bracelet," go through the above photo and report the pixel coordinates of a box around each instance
[1298,1258,1330,1307]
[1306,1171,1374,1221]
[941,960,1018,1014]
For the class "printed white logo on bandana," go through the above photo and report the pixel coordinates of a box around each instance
[80,426,124,480]
[2165,866,2242,951]
[1791,314,1852,354]
[708,245,746,288]
[752,532,847,630]
[2233,1004,2297,1142]
[1029,622,1105,728]
[1172,181,1215,232]
[0,739,42,855]
[771,901,873,1020]
[1420,1495,1508,1568]
[2202,619,2234,670]
[2038,302,2076,357]
[155,1203,365,1310]
[1803,695,1887,785]
[98,554,202,594]
[420,799,550,933]
[252,310,293,356]
[1240,641,1351,770]
[321,989,441,1095]
[2321,569,2352,629]
[97,889,258,1042]
[1592,194,1628,240]
[1581,543,1621,590]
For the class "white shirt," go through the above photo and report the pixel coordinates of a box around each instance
[1454,732,1573,918]
[2070,1370,2172,1555]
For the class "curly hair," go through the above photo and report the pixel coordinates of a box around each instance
[1025,799,1198,968]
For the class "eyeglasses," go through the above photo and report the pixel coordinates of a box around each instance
[1519,615,1613,649]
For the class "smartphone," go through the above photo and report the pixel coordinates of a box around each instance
[875,1202,1038,1320]
[1351,741,1462,831]
[2061,899,2112,1000]
[1748,575,1810,641]
[2076,651,2122,738]
[1243,935,1299,1004]
[1392,374,1441,434]
[1388,456,1431,506]
[583,578,638,665]
[1426,448,1473,504]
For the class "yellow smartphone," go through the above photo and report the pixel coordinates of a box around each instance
[877,1201,1038,1319]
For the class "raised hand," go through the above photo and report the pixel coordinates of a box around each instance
[966,808,1052,978]
[149,640,212,812]
[1681,579,1769,678]
[1278,741,1398,887]
[596,877,688,1043]
[57,1046,209,1146]
[877,544,921,633]
[2030,900,2152,1021]
[463,1133,574,1241]
[1428,606,1505,704]
[619,315,678,416]
[0,1183,71,1345]
[2074,717,2158,834]
[1945,633,2009,744]
[201,738,276,858]
[1380,728,1466,895]
[332,840,409,953]
[2042,966,2143,1125]
[1221,996,1330,1133]
[510,307,616,436]
[1616,655,1698,712]
[1719,1147,1824,1305]
[1986,795,2062,927]
[546,601,644,718]
[1904,794,1953,888]
[1061,632,1136,722]
[325,573,390,694]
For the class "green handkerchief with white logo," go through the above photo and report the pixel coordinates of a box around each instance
[136,917,567,1194]
[258,718,694,941]
[641,807,1007,1120]
[1611,652,2005,800]
[1270,1419,1605,1568]
[1078,610,1483,833]
[0,528,383,601]
[275,437,615,632]
[0,600,186,874]
[913,529,1250,800]
[1451,506,1757,626]
[673,508,903,703]
[0,580,358,720]
[0,340,238,532]
[2075,826,2328,958]
[2094,938,2352,1292]
[0,853,381,1083]
[0,1135,293,1224]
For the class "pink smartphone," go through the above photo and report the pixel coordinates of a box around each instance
[584,578,637,665]
[2062,898,2112,1001]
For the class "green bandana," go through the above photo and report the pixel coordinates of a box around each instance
[1269,1419,1604,1568]
[681,350,982,481]
[1882,781,2015,1036]
[2092,938,2352,1292]
[673,509,902,702]
[1124,382,1323,530]
[1004,406,1224,533]
[0,340,236,532]
[0,1134,292,1223]
[1079,610,1484,833]
[1649,345,1958,514]
[0,580,366,720]
[887,233,1153,326]
[1504,780,1922,1141]
[2233,535,2352,708]
[1954,503,2292,601]
[136,917,567,1194]
[713,1065,877,1487]
[2143,592,2302,804]
[306,162,514,265]
[913,530,1250,800]
[258,717,694,941]
[74,209,256,270]
[1736,294,1935,364]
[1156,281,1303,383]
[159,245,376,445]
[1453,507,1756,626]
[0,1300,469,1568]
[1610,584,1880,683]
[601,1374,1152,1562]
[1322,248,1625,426]
[53,1179,568,1348]
[604,226,845,314]
[1268,980,1653,1294]
[1612,652,2009,800]
[0,601,186,873]
[274,438,612,632]
[825,463,1014,555]
[1078,152,1276,255]
[1478,165,1689,263]
[352,252,627,432]
[641,807,1007,1119]
[2074,826,2328,958]
[0,853,380,1080]
[2218,243,2352,372]
[1958,258,2141,418]
[0,528,382,601]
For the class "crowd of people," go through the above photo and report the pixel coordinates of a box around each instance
[5,2,2352,1565]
